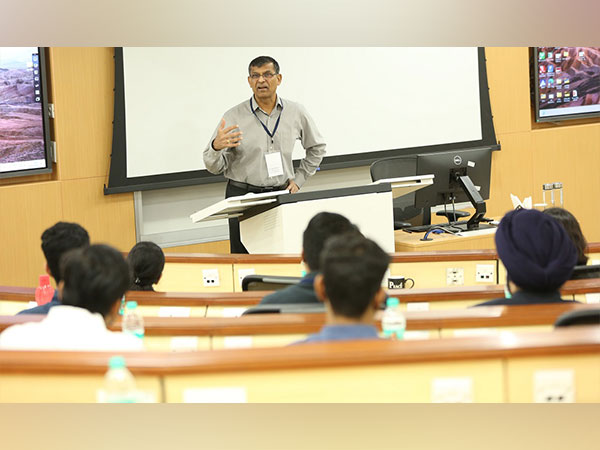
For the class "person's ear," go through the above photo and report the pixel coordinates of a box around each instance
[373,287,386,310]
[301,250,309,272]
[276,73,282,86]
[106,298,122,325]
[314,274,327,303]
[45,263,51,276]
[57,280,64,300]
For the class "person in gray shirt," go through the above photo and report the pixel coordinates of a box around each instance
[203,56,326,253]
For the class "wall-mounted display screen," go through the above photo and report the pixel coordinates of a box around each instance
[0,47,52,179]
[534,47,600,122]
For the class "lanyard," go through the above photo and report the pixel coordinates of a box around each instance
[250,97,283,140]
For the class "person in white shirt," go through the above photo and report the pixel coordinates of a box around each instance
[0,244,143,351]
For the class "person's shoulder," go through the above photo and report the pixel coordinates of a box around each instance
[473,297,508,307]
[224,99,253,117]
[259,284,317,305]
[291,332,323,345]
[0,321,42,349]
[281,98,307,113]
[259,285,296,304]
[17,302,54,315]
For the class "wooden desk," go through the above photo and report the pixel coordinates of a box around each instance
[1,303,597,352]
[1,327,598,402]
[2,278,600,319]
[395,228,496,252]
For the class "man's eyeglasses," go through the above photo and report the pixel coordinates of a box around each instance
[249,72,277,80]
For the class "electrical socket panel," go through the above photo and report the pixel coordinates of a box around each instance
[475,264,495,283]
[446,267,464,285]
[158,307,191,317]
[534,370,575,403]
[431,377,474,402]
[222,307,246,318]
[585,293,600,304]
[202,268,220,287]
[406,302,430,311]
[170,337,199,352]
[237,268,256,288]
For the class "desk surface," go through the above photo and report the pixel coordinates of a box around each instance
[395,228,496,252]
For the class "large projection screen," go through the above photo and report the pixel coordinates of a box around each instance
[106,47,497,193]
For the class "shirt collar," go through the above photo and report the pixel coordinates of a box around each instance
[299,271,319,285]
[251,95,283,113]
[46,305,108,329]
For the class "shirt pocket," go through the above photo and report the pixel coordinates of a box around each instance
[277,122,300,153]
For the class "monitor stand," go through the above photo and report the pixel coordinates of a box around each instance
[448,170,490,231]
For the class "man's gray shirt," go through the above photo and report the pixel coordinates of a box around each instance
[203,96,326,187]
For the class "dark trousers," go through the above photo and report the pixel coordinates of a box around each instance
[225,179,289,254]
[225,181,250,254]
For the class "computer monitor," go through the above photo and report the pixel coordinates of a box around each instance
[414,147,493,230]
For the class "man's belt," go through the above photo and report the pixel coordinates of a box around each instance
[228,179,289,193]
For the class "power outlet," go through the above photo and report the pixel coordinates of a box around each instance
[585,293,600,304]
[237,268,256,288]
[202,268,220,287]
[534,370,575,403]
[431,377,473,403]
[406,302,430,312]
[475,264,495,283]
[446,267,464,285]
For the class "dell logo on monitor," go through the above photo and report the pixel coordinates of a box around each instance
[453,155,462,165]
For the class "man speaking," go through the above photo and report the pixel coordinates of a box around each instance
[204,56,326,253]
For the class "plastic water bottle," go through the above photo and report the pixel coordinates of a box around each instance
[122,301,145,339]
[118,295,126,316]
[104,356,137,403]
[381,297,406,339]
[34,275,55,306]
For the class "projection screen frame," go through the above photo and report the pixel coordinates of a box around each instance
[105,47,499,195]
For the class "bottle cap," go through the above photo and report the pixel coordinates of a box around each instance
[108,356,126,369]
[126,301,138,309]
[386,297,399,307]
[39,274,50,286]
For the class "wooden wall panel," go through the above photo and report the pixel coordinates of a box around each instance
[531,124,600,241]
[486,132,534,218]
[485,47,532,135]
[0,182,63,287]
[49,48,114,180]
[61,177,135,251]
[1,48,599,286]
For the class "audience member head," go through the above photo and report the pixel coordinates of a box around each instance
[315,234,389,322]
[127,241,165,291]
[302,212,360,272]
[495,208,577,293]
[59,244,131,320]
[543,207,588,266]
[41,222,90,284]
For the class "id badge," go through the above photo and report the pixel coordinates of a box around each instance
[265,152,284,177]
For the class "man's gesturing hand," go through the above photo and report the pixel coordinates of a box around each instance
[212,119,243,151]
